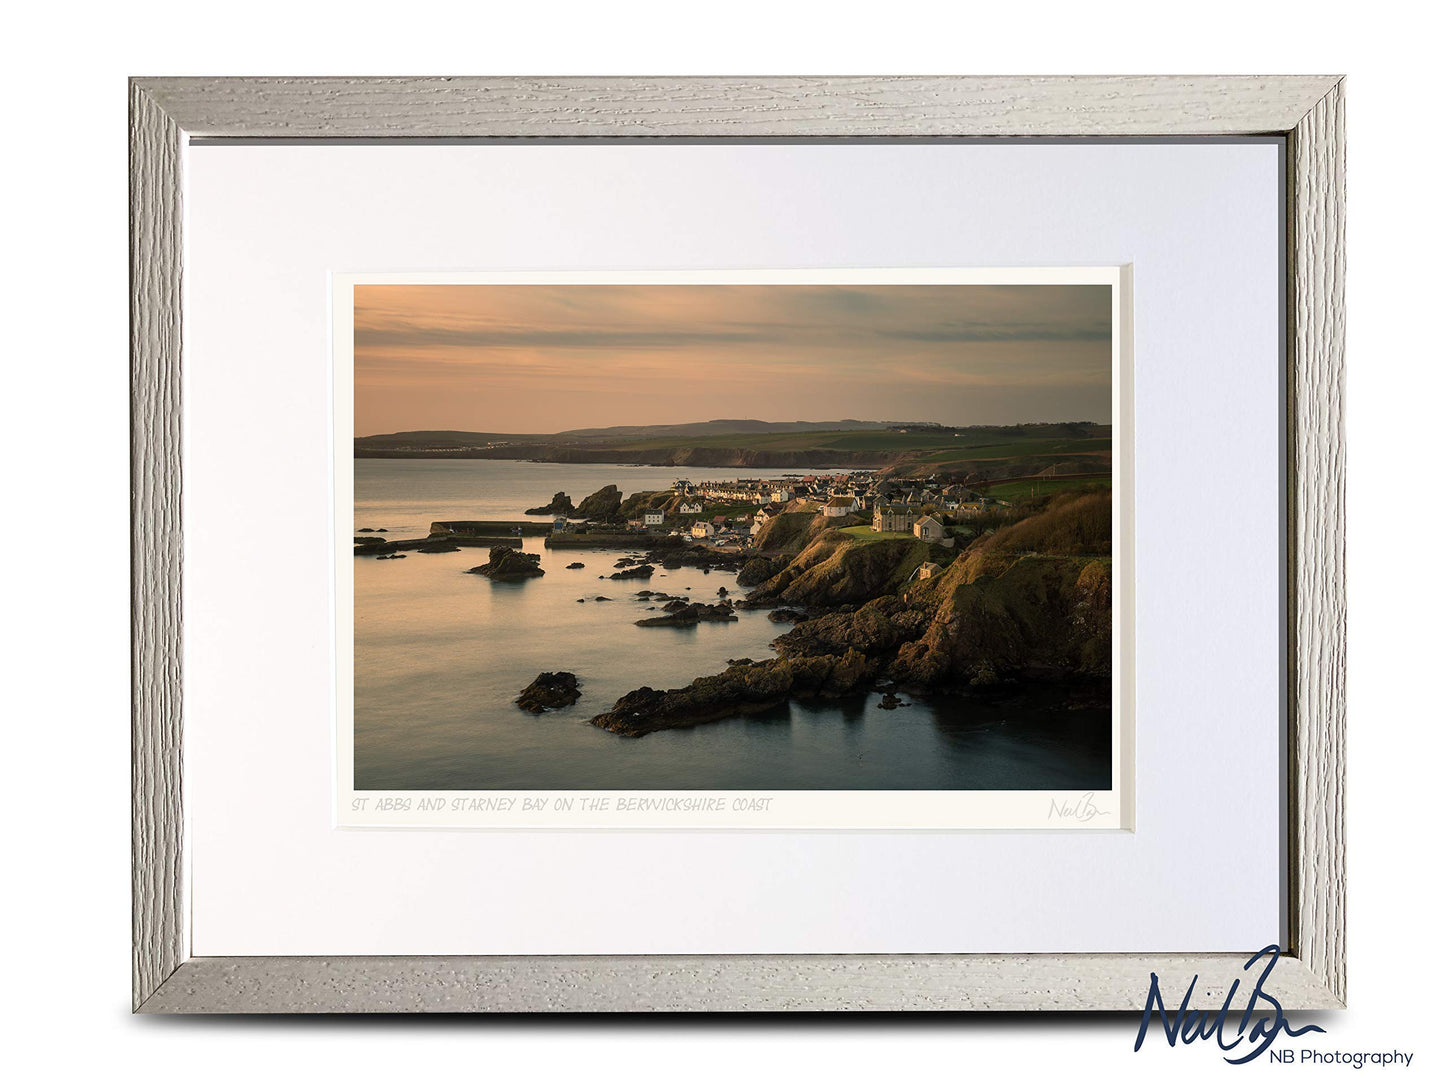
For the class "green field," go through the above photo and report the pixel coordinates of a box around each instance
[975,476,1112,502]
[358,423,1114,476]
[837,526,914,542]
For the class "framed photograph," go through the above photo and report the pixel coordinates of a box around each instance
[131,76,1344,1012]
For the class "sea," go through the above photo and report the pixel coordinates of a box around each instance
[353,458,1111,791]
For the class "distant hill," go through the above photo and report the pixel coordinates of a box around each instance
[355,420,948,446]
[354,420,1110,478]
[554,419,888,439]
[355,430,547,447]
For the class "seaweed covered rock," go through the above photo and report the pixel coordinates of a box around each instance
[466,546,544,580]
[516,671,581,713]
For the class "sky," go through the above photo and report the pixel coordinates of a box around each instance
[353,283,1112,436]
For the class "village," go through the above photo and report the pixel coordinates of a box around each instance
[626,471,1008,556]
[358,470,1013,569]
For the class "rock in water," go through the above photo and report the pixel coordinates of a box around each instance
[608,563,655,581]
[588,650,873,736]
[524,491,575,516]
[576,484,623,520]
[516,672,581,713]
[565,561,585,569]
[634,602,737,627]
[466,546,545,580]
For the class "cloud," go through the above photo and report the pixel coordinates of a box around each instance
[876,320,1111,343]
[350,282,1113,433]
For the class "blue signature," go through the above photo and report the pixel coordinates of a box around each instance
[1135,945,1325,1064]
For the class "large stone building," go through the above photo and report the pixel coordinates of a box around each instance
[872,504,917,533]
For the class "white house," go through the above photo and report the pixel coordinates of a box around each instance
[916,561,944,580]
[822,496,857,518]
[643,510,665,527]
[771,486,795,503]
[913,514,947,542]
[680,501,703,515]
[690,521,715,540]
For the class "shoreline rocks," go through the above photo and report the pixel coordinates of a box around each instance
[767,608,806,623]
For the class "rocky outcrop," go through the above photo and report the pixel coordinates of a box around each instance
[576,484,623,520]
[618,490,672,520]
[587,488,1113,736]
[524,492,574,516]
[750,511,828,555]
[590,650,874,736]
[749,535,931,607]
[516,672,581,713]
[466,546,544,580]
[634,602,737,628]
[888,550,1111,687]
[565,561,585,569]
[735,556,780,586]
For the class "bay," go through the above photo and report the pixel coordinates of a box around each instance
[354,458,1110,791]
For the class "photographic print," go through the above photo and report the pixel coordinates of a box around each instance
[336,271,1125,828]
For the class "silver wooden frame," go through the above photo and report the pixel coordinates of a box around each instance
[131,76,1345,1013]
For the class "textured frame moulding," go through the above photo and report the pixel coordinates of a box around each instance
[131,75,1345,1013]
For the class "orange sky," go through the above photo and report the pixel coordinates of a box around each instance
[354,283,1111,436]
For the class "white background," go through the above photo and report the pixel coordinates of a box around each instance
[186,146,1264,954]
[4,2,1440,1082]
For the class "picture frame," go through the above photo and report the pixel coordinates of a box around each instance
[131,75,1344,1013]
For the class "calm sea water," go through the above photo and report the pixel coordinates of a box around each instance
[354,459,1111,790]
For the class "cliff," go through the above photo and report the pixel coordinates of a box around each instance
[587,489,1112,735]
[749,511,830,555]
[748,534,933,607]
